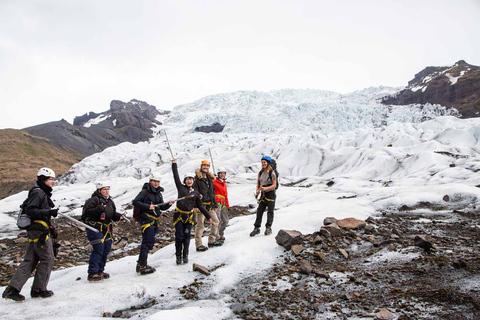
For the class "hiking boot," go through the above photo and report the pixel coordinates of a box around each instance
[196,245,208,252]
[250,227,260,237]
[176,256,182,265]
[31,288,54,298]
[218,236,225,241]
[264,227,272,236]
[208,241,223,248]
[183,255,189,264]
[2,286,25,302]
[100,272,110,279]
[138,264,156,275]
[88,273,103,282]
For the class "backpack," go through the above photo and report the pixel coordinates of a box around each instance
[133,191,149,223]
[16,198,31,230]
[259,159,280,190]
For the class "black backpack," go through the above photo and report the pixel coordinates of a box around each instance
[259,159,280,190]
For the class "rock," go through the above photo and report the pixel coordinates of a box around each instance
[312,269,330,279]
[275,230,303,250]
[365,224,376,234]
[319,228,331,238]
[249,204,255,208]
[443,195,450,202]
[193,263,211,276]
[13,238,28,244]
[337,218,366,230]
[414,235,433,251]
[299,260,313,275]
[321,224,343,236]
[112,310,123,318]
[339,248,349,259]
[291,245,307,255]
[375,308,394,319]
[323,217,338,225]
[103,312,111,317]
[315,251,327,261]
[313,236,323,244]
[76,277,81,281]
[326,181,335,187]
[0,243,7,250]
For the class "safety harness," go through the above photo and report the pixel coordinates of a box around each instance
[173,207,194,225]
[215,194,227,210]
[141,213,161,233]
[28,220,50,245]
[88,221,113,245]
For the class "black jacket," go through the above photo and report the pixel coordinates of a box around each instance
[25,182,55,231]
[133,183,172,222]
[193,168,217,209]
[172,163,211,219]
[83,191,122,225]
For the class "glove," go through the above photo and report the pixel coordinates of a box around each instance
[53,243,61,258]
[49,226,58,239]
[49,209,59,217]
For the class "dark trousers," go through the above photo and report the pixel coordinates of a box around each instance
[86,228,112,274]
[138,220,157,263]
[254,200,275,229]
[175,222,192,258]
[9,230,54,292]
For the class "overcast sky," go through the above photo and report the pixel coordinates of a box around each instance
[1,0,479,129]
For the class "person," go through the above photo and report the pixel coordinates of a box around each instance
[172,159,212,264]
[2,168,58,301]
[132,173,174,275]
[194,160,221,251]
[250,156,277,237]
[213,167,230,243]
[82,182,123,281]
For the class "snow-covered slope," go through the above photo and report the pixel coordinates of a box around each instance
[0,87,479,319]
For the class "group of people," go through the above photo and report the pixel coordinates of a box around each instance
[2,155,278,302]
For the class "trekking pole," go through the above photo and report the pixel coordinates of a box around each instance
[209,147,216,174]
[164,130,175,159]
[57,212,100,233]
[153,194,195,207]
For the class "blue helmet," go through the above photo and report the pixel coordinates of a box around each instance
[261,155,272,163]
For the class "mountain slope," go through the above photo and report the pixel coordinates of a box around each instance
[0,129,82,199]
[24,99,168,157]
[382,60,480,118]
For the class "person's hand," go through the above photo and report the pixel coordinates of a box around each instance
[207,218,212,224]
[49,208,59,217]
[49,226,58,239]
[120,214,125,220]
[169,200,175,205]
[255,190,260,197]
[172,159,177,163]
[193,208,199,213]
[149,204,156,210]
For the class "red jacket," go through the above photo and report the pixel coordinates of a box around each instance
[213,178,229,208]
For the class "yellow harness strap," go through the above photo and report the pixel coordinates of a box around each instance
[215,194,227,209]
[29,220,50,243]
[88,221,113,243]
[174,207,194,225]
[141,213,161,233]
[260,195,275,203]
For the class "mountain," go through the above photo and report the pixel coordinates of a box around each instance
[0,129,82,199]
[382,60,480,118]
[1,86,480,318]
[24,99,169,157]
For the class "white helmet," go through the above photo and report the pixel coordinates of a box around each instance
[183,173,195,182]
[37,167,55,178]
[217,167,227,174]
[95,182,110,190]
[149,173,162,182]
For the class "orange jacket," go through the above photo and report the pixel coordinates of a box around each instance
[213,178,229,208]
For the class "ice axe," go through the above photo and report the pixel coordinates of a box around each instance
[152,194,195,207]
[57,212,100,233]
[164,130,175,160]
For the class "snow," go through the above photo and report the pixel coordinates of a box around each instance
[83,114,111,128]
[445,71,466,85]
[1,87,479,319]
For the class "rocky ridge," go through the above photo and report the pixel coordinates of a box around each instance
[382,60,480,118]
